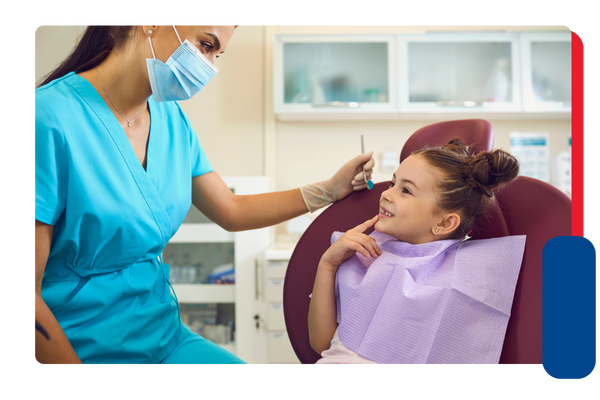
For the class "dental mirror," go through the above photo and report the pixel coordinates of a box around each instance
[361,135,374,190]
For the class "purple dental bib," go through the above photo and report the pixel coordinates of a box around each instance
[331,230,526,364]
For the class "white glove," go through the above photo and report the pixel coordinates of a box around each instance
[300,151,375,213]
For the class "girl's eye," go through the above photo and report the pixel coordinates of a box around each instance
[389,182,395,188]
[402,187,412,195]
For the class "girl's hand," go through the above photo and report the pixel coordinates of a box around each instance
[320,215,381,270]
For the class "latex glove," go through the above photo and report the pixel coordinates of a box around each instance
[300,151,375,213]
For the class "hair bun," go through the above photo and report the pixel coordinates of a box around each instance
[463,149,519,196]
[411,137,520,240]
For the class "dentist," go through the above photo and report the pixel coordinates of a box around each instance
[35,26,374,364]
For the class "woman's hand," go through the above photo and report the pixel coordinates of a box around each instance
[300,151,375,213]
[320,215,381,270]
[330,151,375,199]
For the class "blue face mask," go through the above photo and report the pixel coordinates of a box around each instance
[146,26,219,102]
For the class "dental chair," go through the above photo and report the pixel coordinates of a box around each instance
[282,119,571,364]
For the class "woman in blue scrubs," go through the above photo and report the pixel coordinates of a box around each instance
[35,26,375,364]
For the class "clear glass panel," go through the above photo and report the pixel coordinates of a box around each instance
[531,42,571,103]
[283,42,389,104]
[163,242,234,284]
[408,42,513,105]
[180,303,235,344]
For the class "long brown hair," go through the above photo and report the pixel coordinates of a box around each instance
[413,138,520,239]
[37,23,238,87]
[36,26,135,88]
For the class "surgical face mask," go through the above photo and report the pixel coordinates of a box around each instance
[146,26,219,102]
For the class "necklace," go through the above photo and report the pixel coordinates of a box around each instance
[95,67,145,127]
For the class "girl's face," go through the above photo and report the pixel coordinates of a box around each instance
[374,154,446,244]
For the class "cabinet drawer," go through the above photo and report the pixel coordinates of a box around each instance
[267,303,286,331]
[266,260,288,278]
[268,331,299,363]
[266,278,285,302]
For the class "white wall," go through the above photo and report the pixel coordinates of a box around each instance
[35,25,266,177]
[35,25,572,236]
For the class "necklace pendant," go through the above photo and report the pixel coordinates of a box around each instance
[127,122,131,127]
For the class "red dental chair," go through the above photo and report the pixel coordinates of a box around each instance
[282,119,571,364]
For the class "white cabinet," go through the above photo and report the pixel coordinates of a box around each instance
[398,32,522,113]
[264,249,300,363]
[274,34,398,119]
[273,30,571,120]
[520,32,571,112]
[163,176,272,364]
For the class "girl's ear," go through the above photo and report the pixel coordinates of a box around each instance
[432,213,461,236]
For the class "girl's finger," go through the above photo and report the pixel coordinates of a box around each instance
[346,233,381,258]
[350,215,380,233]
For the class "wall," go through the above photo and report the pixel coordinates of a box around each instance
[35,26,572,238]
[270,25,571,188]
[268,26,571,235]
[34,25,266,177]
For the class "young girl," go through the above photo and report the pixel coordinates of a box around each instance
[308,138,527,364]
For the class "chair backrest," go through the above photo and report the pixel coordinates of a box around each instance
[476,176,571,363]
[283,120,571,364]
[399,118,495,163]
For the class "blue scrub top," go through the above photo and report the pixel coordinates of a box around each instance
[35,71,213,363]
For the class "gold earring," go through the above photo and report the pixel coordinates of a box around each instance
[435,227,440,233]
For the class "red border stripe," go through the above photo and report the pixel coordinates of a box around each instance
[571,29,587,236]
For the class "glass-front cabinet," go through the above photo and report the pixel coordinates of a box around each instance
[274,34,398,117]
[520,32,571,112]
[163,177,272,363]
[398,33,522,113]
[273,30,571,119]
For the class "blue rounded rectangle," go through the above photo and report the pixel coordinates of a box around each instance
[543,236,596,379]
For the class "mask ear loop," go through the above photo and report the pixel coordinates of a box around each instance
[148,35,156,59]
[172,25,183,45]
[147,26,181,60]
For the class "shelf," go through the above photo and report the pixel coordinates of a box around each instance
[170,223,234,243]
[173,284,236,303]
[266,248,294,261]
[275,110,571,121]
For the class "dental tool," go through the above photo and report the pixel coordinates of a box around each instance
[361,135,374,190]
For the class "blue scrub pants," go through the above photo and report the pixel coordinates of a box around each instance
[160,324,246,364]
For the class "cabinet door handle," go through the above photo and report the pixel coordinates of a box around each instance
[254,314,260,329]
[311,101,360,108]
[255,259,260,300]
[435,100,481,107]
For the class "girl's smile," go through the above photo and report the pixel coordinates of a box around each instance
[375,154,449,244]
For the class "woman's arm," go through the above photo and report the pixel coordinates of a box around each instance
[35,220,82,364]
[192,172,308,231]
[191,152,375,232]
